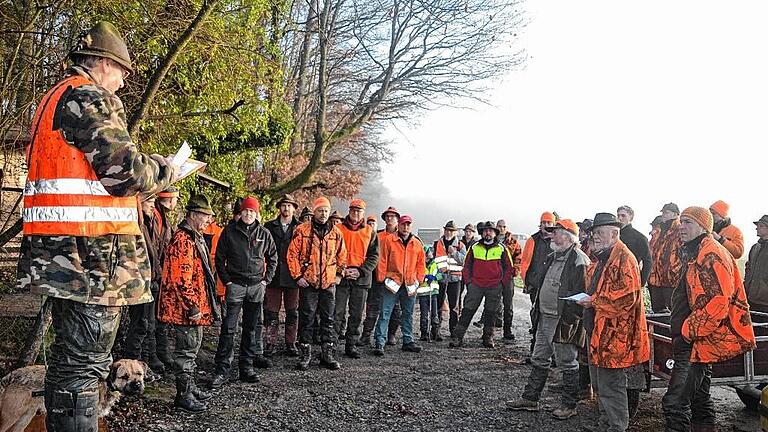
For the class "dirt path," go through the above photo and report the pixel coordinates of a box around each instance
[108,290,761,431]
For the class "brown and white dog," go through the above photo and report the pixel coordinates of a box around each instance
[0,359,147,432]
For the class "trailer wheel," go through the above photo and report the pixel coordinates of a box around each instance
[627,388,640,419]
[735,383,766,411]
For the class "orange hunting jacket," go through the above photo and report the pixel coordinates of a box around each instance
[681,235,756,363]
[648,219,683,289]
[586,241,650,369]
[287,221,347,289]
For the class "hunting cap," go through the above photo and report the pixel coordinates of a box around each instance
[69,22,133,73]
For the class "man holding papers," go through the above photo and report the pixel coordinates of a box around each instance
[506,219,590,420]
[372,215,426,355]
[450,221,513,349]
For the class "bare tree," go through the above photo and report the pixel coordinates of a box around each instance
[265,0,525,197]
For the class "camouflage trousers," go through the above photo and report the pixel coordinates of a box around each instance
[45,298,121,391]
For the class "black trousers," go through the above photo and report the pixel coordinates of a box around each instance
[362,282,400,337]
[662,337,715,431]
[437,281,463,334]
[124,299,157,361]
[214,300,264,374]
[299,286,337,344]
[334,280,369,345]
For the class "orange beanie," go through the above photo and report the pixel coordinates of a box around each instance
[312,196,331,211]
[682,206,714,233]
[540,212,556,223]
[709,200,729,218]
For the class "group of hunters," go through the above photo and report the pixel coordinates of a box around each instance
[17,21,768,432]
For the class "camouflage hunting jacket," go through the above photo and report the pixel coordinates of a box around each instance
[19,66,174,306]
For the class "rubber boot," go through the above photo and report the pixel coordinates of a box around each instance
[578,365,593,402]
[320,342,341,370]
[45,388,99,432]
[191,377,213,401]
[175,374,208,413]
[264,319,279,357]
[449,325,467,348]
[296,343,311,370]
[560,369,579,410]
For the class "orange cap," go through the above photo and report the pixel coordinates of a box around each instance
[682,206,714,233]
[709,200,729,218]
[540,212,556,223]
[349,198,367,210]
[312,196,331,211]
[555,219,579,236]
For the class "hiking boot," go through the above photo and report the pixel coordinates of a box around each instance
[320,343,341,370]
[191,378,213,401]
[345,344,361,359]
[296,343,311,370]
[285,342,299,357]
[506,397,539,412]
[372,345,385,356]
[552,405,578,420]
[357,332,372,347]
[402,342,422,353]
[482,338,495,349]
[211,374,228,389]
[386,333,397,346]
[449,324,467,348]
[448,337,463,348]
[240,367,259,383]
[264,343,277,357]
[419,333,430,342]
[253,354,273,369]
[578,386,594,403]
[503,331,516,342]
[175,375,207,413]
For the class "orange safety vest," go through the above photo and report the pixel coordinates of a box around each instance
[23,75,141,237]
[338,223,373,268]
[435,238,465,276]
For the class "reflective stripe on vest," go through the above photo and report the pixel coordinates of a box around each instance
[472,243,505,261]
[435,238,464,276]
[23,75,141,237]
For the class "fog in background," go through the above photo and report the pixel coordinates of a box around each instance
[342,0,768,243]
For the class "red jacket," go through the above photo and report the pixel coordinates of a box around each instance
[463,241,513,288]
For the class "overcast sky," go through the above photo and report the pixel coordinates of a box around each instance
[364,0,767,243]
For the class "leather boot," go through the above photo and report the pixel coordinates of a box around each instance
[320,343,341,370]
[431,324,443,342]
[345,343,361,359]
[264,319,279,357]
[357,331,372,347]
[561,369,579,409]
[285,342,299,357]
[296,343,311,371]
[45,388,99,432]
[190,377,213,401]
[175,374,208,413]
[482,326,495,348]
[147,354,166,375]
[449,325,467,348]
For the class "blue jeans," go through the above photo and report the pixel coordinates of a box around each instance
[374,285,416,347]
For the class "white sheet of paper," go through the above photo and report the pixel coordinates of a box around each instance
[172,142,192,167]
[559,292,590,302]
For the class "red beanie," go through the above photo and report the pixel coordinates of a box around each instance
[240,196,260,212]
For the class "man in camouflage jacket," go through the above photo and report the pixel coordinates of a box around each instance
[17,22,176,431]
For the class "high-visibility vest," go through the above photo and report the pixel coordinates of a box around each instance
[471,243,505,261]
[338,222,373,267]
[435,238,464,276]
[23,75,141,237]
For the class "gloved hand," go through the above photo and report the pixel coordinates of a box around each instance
[425,274,437,282]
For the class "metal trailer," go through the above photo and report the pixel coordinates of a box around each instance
[646,311,768,410]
